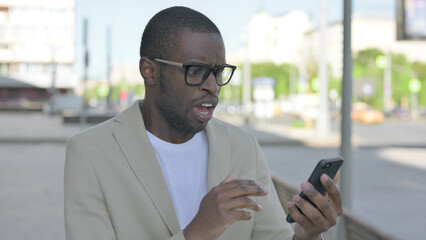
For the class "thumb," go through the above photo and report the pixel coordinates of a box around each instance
[221,174,235,184]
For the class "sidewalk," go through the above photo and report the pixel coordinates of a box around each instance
[214,113,351,147]
[0,112,89,143]
[0,111,344,147]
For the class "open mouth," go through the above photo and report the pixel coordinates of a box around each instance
[194,103,215,121]
[198,103,213,115]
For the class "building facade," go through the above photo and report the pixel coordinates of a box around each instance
[303,14,426,78]
[0,0,76,89]
[228,10,313,66]
[230,10,426,80]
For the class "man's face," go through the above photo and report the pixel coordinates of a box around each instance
[154,30,225,134]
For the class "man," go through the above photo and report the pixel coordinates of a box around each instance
[65,6,342,240]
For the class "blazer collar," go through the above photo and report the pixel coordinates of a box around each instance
[112,100,181,235]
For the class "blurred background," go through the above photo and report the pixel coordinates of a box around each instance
[0,0,425,239]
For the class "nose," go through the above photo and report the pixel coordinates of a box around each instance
[200,71,220,95]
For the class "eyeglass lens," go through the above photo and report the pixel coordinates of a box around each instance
[186,65,233,85]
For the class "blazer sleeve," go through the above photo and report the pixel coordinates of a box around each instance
[249,132,294,240]
[64,136,117,240]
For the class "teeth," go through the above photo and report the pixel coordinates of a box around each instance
[201,103,213,108]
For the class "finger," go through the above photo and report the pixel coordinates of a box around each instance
[219,178,263,191]
[292,195,329,231]
[287,201,315,229]
[333,172,340,184]
[300,182,325,207]
[221,175,235,184]
[229,209,253,221]
[299,182,336,223]
[211,179,267,202]
[222,196,263,212]
[321,174,343,215]
[221,183,268,199]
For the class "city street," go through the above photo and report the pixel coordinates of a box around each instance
[0,112,425,240]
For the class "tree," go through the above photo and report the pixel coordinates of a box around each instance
[391,53,414,108]
[250,62,295,99]
[353,48,384,109]
[353,48,424,110]
[412,62,426,107]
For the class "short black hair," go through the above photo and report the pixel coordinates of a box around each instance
[139,6,221,59]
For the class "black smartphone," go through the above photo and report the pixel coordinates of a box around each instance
[286,156,344,223]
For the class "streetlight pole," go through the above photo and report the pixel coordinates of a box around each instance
[106,25,112,111]
[243,43,251,125]
[80,18,89,128]
[341,0,353,211]
[316,0,330,138]
[383,51,393,113]
[340,0,353,238]
[49,48,57,115]
[243,7,251,126]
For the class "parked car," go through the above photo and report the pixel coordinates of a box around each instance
[352,102,384,124]
[386,106,410,120]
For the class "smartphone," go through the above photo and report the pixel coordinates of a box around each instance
[286,156,344,223]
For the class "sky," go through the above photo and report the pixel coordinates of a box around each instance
[74,0,395,80]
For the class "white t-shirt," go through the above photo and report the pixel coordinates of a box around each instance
[147,130,208,229]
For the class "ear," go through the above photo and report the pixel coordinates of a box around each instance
[139,57,157,86]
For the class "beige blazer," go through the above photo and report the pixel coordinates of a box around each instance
[65,100,293,240]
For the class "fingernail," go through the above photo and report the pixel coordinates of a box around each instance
[257,204,263,210]
[294,195,301,202]
[262,187,269,193]
[255,180,261,186]
[321,174,329,181]
[288,202,294,208]
[301,182,310,191]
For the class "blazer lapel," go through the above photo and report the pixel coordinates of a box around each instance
[112,100,181,235]
[205,119,231,190]
[205,119,240,240]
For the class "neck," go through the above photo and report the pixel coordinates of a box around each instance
[140,99,195,144]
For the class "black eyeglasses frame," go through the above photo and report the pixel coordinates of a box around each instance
[153,58,237,86]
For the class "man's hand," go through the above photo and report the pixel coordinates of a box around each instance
[288,173,343,240]
[183,175,268,240]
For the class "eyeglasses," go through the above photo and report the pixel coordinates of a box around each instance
[154,59,236,86]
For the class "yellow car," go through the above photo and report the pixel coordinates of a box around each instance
[352,102,384,124]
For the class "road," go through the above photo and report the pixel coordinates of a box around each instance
[0,112,425,240]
